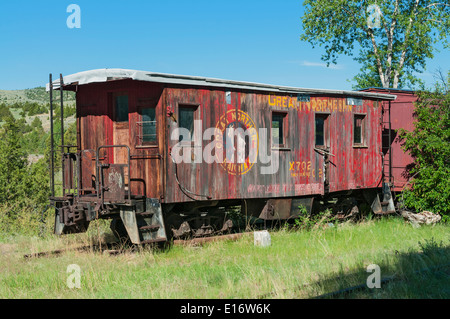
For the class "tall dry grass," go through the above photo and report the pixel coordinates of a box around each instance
[0,216,449,299]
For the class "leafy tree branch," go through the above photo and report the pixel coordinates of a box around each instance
[300,0,450,89]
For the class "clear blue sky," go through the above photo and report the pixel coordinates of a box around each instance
[0,0,448,90]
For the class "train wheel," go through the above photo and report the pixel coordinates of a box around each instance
[164,212,187,240]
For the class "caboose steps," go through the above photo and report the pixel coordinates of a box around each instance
[52,195,169,245]
[136,212,154,218]
[370,183,396,215]
[113,198,168,245]
[139,225,160,232]
[140,238,167,245]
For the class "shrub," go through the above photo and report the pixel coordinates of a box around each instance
[0,118,50,236]
[398,78,450,221]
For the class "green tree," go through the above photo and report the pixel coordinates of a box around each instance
[300,0,450,89]
[23,126,47,155]
[0,118,28,204]
[0,117,50,205]
[30,116,43,130]
[0,116,50,236]
[24,157,50,207]
[0,103,13,122]
[398,76,450,220]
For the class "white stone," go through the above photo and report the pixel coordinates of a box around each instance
[254,230,271,247]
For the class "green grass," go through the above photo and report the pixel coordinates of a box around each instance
[0,217,448,299]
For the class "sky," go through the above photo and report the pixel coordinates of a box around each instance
[0,0,448,91]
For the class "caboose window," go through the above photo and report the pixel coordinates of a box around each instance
[272,113,286,146]
[179,105,198,142]
[141,107,156,143]
[315,114,329,147]
[115,95,129,122]
[353,114,366,146]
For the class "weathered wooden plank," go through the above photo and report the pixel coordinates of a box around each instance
[74,79,385,205]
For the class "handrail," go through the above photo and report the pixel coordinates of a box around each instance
[314,147,335,157]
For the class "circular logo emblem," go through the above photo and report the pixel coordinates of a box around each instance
[215,109,259,175]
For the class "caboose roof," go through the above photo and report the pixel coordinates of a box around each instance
[47,68,396,100]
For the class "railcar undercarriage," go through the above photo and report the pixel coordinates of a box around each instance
[51,179,395,246]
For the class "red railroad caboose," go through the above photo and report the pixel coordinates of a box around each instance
[360,88,417,194]
[47,69,397,244]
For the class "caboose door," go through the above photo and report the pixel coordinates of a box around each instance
[111,93,130,186]
[314,113,331,194]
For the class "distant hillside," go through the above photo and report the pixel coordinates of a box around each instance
[0,87,75,105]
[0,87,76,134]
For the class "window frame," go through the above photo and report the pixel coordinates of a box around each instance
[353,113,367,148]
[112,92,129,128]
[271,111,288,149]
[136,105,158,147]
[314,112,330,149]
[177,103,200,145]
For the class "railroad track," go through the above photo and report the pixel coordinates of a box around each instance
[23,242,124,259]
[23,232,247,259]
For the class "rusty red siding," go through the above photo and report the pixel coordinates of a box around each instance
[73,79,387,205]
[163,86,383,204]
[361,88,417,192]
[77,80,166,200]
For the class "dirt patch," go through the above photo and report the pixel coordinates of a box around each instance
[0,243,16,256]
